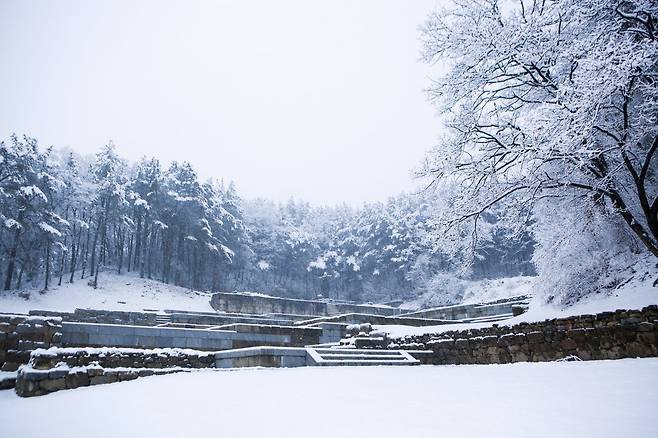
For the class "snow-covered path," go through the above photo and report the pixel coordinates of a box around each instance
[1,359,656,438]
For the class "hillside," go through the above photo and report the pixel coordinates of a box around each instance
[0,271,214,314]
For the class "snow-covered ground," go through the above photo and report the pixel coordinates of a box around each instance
[1,359,657,438]
[0,271,214,314]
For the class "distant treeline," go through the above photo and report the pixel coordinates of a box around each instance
[0,135,533,302]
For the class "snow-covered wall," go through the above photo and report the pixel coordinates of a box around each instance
[210,292,401,317]
[382,306,658,365]
[0,315,62,372]
[15,347,215,397]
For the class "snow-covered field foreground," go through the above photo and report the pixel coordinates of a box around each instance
[1,359,657,438]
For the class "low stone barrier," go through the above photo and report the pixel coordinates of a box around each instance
[15,347,216,397]
[0,315,62,372]
[380,306,658,364]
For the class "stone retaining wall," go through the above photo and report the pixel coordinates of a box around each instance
[211,324,322,347]
[169,312,295,327]
[61,322,289,350]
[382,306,658,364]
[211,292,400,317]
[398,296,530,321]
[0,315,62,372]
[30,309,158,326]
[15,347,215,397]
[296,313,453,327]
[29,347,215,369]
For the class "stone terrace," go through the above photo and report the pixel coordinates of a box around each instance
[8,291,656,398]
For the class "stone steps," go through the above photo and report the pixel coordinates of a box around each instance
[155,314,173,325]
[307,348,419,366]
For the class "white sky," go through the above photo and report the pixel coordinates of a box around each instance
[0,0,443,205]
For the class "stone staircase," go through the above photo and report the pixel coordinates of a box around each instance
[154,313,173,325]
[306,348,419,366]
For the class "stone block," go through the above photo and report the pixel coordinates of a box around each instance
[40,377,67,392]
[65,370,90,389]
[48,368,69,379]
[18,340,48,351]
[637,331,656,345]
[91,372,118,385]
[117,370,138,382]
[9,316,26,325]
[454,338,469,349]
[637,322,655,332]
[1,362,19,372]
[560,338,577,351]
[22,369,49,381]
[527,331,544,344]
[6,349,31,364]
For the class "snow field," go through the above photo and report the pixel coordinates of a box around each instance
[1,358,657,438]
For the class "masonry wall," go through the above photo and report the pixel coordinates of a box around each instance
[297,313,452,327]
[210,292,400,317]
[213,324,322,348]
[15,347,214,397]
[0,315,62,372]
[384,306,658,364]
[168,312,295,327]
[30,309,158,326]
[399,298,528,321]
[61,322,291,350]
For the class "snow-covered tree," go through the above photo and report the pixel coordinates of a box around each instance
[419,0,658,300]
[420,0,657,251]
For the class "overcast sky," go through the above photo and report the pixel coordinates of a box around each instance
[0,0,443,205]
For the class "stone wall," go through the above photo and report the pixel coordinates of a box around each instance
[296,313,453,327]
[215,347,309,368]
[30,309,158,326]
[168,312,295,327]
[210,292,400,317]
[0,315,62,372]
[28,346,215,369]
[61,322,290,350]
[398,296,530,321]
[15,347,215,397]
[380,306,658,364]
[212,324,322,348]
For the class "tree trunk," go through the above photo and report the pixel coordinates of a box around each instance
[44,241,51,291]
[3,228,20,290]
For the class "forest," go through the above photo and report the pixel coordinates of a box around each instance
[0,137,533,304]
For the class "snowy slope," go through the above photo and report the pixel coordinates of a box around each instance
[1,359,657,438]
[401,276,535,310]
[380,273,658,338]
[0,271,214,314]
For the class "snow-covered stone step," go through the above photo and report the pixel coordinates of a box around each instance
[311,359,417,366]
[307,348,419,366]
[318,353,408,360]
